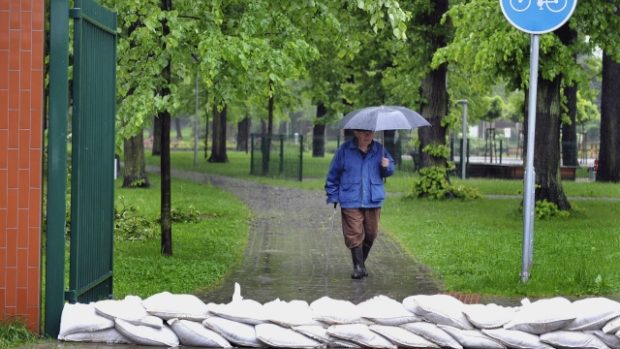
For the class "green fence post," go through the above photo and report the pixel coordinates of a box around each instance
[299,135,304,181]
[250,134,255,175]
[279,135,284,175]
[44,0,69,338]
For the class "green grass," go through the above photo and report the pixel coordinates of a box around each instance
[0,320,38,348]
[382,196,620,297]
[113,176,250,298]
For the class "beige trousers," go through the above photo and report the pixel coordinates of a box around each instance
[340,208,381,249]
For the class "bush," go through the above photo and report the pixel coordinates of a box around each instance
[535,199,570,220]
[114,196,157,241]
[406,166,481,200]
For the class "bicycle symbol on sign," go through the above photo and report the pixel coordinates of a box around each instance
[509,0,568,13]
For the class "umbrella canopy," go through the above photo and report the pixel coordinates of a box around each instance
[339,106,431,132]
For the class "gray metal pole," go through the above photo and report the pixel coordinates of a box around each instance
[193,69,199,167]
[457,100,468,180]
[522,34,539,282]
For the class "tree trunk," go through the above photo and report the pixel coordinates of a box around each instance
[312,102,327,157]
[122,130,150,188]
[416,0,449,169]
[204,106,209,158]
[208,104,228,162]
[557,23,578,167]
[159,0,172,256]
[152,116,162,156]
[561,84,578,166]
[262,91,274,175]
[236,116,250,152]
[597,52,620,182]
[418,63,448,168]
[175,117,183,140]
[533,75,571,210]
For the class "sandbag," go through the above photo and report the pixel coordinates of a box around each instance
[58,303,114,338]
[327,324,397,349]
[503,297,574,334]
[463,303,516,329]
[143,291,210,321]
[263,299,322,327]
[255,323,323,348]
[94,296,163,328]
[61,328,130,344]
[603,317,620,334]
[482,328,554,349]
[168,318,232,347]
[540,330,610,349]
[402,294,473,330]
[591,330,620,349]
[369,324,439,348]
[208,299,267,325]
[564,297,620,331]
[437,324,506,349]
[357,295,421,326]
[203,315,264,347]
[311,296,364,324]
[401,322,463,349]
[292,325,361,348]
[114,318,179,347]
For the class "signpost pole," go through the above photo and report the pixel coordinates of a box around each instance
[521,34,539,282]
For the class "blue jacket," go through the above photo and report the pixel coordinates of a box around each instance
[325,139,394,209]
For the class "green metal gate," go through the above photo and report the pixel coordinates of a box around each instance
[45,0,116,337]
[67,0,117,303]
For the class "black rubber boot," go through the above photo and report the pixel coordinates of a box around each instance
[350,246,365,279]
[362,242,372,277]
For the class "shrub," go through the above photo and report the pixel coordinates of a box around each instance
[406,166,481,200]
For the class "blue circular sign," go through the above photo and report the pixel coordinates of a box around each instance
[500,0,577,34]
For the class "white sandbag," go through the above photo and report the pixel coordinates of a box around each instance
[603,316,620,334]
[207,299,267,325]
[203,315,264,347]
[402,294,473,329]
[311,296,364,324]
[540,330,610,349]
[358,295,421,326]
[482,328,554,349]
[564,297,620,331]
[263,299,322,327]
[255,323,323,348]
[114,318,179,347]
[591,330,620,349]
[61,328,131,344]
[58,303,114,338]
[293,325,332,343]
[292,325,361,348]
[463,303,517,329]
[401,322,463,349]
[327,324,397,349]
[143,291,210,321]
[94,296,163,328]
[369,324,439,348]
[503,297,574,334]
[437,325,506,349]
[168,318,232,347]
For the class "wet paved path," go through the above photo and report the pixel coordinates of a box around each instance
[165,169,442,304]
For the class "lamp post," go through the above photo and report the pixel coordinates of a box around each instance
[457,100,468,180]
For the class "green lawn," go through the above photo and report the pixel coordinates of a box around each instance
[382,196,620,297]
[113,176,250,298]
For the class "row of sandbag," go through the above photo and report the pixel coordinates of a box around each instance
[58,284,620,348]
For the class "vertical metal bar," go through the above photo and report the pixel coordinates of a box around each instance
[299,135,304,181]
[193,69,199,167]
[250,134,255,175]
[522,34,539,282]
[45,0,69,338]
[279,135,284,175]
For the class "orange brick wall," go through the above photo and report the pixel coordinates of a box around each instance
[0,0,45,332]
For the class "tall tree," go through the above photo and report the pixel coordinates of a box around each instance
[597,52,620,181]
